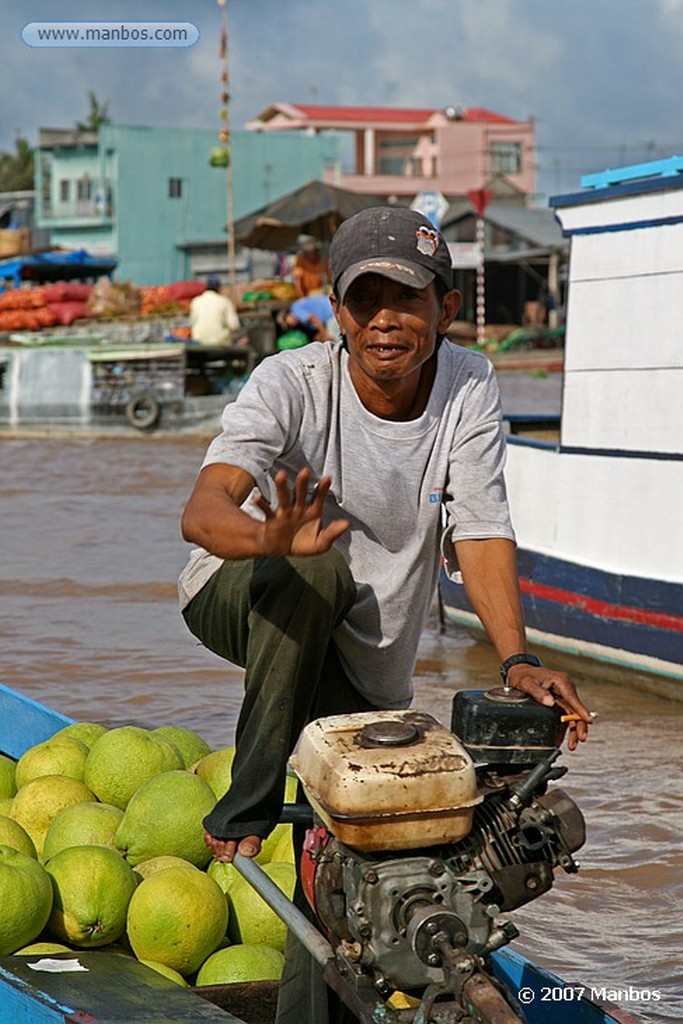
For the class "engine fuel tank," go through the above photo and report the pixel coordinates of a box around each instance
[289,711,482,851]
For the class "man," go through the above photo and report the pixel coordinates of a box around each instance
[179,206,591,1023]
[292,234,330,297]
[189,276,241,346]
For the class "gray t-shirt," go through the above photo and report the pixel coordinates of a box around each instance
[178,339,514,708]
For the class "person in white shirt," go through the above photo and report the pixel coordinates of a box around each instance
[189,276,241,346]
[179,207,591,1024]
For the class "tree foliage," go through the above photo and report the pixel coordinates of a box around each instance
[0,137,34,192]
[76,91,112,132]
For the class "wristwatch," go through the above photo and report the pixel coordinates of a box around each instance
[499,653,543,686]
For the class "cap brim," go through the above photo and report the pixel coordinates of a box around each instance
[336,258,435,303]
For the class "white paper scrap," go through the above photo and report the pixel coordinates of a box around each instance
[27,958,89,973]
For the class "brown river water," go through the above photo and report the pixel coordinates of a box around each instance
[1,421,681,1024]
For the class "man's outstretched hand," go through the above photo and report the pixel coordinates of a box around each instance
[255,467,349,556]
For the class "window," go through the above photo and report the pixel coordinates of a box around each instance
[168,177,183,199]
[490,141,522,175]
[76,176,92,202]
[59,179,70,202]
[377,136,420,176]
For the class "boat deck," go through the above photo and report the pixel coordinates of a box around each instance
[0,949,259,1023]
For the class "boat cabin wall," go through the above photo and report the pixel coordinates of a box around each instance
[554,186,683,456]
[0,347,92,426]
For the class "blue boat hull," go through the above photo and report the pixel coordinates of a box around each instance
[440,548,683,698]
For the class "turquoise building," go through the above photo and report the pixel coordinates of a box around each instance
[35,124,340,285]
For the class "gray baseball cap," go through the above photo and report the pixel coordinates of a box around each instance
[330,206,453,302]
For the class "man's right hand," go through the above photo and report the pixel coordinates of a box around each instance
[254,467,349,556]
[182,464,348,561]
[204,832,262,864]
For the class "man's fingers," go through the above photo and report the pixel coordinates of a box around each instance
[310,475,332,506]
[317,518,350,546]
[273,469,293,508]
[507,666,593,745]
[293,467,312,506]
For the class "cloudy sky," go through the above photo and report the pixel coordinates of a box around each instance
[3,0,683,202]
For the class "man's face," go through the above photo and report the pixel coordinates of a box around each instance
[332,274,460,387]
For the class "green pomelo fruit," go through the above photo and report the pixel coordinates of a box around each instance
[227,862,295,952]
[192,750,297,806]
[0,754,17,799]
[115,770,215,868]
[134,855,200,880]
[152,726,211,769]
[43,802,124,861]
[14,940,73,955]
[15,737,89,789]
[0,845,53,954]
[269,827,295,866]
[45,845,138,948]
[0,797,14,816]
[196,943,284,986]
[255,823,293,865]
[84,726,183,809]
[53,722,108,749]
[139,959,189,986]
[0,815,37,859]
[206,858,241,898]
[10,776,96,856]
[283,773,298,803]
[127,866,228,976]
[192,747,235,798]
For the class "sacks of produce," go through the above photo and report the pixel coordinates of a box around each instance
[86,277,141,319]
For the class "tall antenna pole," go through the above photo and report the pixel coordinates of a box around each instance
[468,188,492,347]
[217,0,237,296]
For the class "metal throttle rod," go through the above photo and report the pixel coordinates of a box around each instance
[233,852,334,968]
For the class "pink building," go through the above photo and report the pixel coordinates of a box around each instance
[245,103,536,201]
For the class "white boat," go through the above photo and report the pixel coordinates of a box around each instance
[441,158,683,697]
[0,333,254,433]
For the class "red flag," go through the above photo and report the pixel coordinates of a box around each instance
[468,189,493,218]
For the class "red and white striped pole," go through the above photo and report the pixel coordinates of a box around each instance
[468,189,492,348]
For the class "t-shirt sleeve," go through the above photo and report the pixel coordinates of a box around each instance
[441,358,515,581]
[201,357,302,497]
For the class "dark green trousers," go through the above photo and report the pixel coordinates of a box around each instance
[183,546,373,840]
[183,547,372,1023]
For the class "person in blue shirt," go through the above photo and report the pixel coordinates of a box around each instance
[277,294,339,349]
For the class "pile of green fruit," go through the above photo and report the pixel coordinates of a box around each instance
[0,722,297,988]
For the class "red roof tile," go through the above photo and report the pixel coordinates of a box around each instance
[287,104,519,125]
[292,105,435,123]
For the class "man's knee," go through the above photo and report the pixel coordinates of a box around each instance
[252,548,355,621]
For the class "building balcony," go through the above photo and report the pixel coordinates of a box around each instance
[38,199,114,228]
[328,169,444,199]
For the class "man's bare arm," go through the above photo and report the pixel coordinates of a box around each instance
[454,537,592,748]
[181,464,349,560]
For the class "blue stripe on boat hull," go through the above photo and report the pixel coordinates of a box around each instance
[440,549,683,678]
[490,948,645,1024]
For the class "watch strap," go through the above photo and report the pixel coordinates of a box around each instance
[499,653,543,685]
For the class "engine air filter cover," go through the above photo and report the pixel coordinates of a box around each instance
[289,710,481,852]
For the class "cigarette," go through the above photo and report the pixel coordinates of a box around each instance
[560,712,597,723]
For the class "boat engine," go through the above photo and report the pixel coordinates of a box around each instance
[289,688,586,1022]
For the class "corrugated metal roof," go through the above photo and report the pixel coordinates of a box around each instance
[443,203,566,250]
